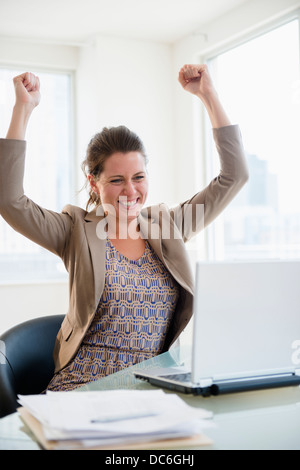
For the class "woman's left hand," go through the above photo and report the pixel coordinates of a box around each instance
[178,64,216,101]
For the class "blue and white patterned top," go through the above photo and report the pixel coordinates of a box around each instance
[47,238,179,391]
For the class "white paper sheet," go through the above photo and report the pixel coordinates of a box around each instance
[18,389,213,444]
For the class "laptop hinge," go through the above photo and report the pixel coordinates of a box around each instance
[295,369,300,376]
[199,378,213,387]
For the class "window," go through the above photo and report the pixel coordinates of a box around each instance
[0,68,74,282]
[205,18,300,260]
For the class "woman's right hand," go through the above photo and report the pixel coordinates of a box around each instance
[5,73,41,139]
[13,72,41,110]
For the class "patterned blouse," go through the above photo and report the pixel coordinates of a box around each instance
[46,238,179,391]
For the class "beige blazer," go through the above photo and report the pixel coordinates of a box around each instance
[0,125,248,373]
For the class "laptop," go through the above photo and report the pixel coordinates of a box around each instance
[134,260,300,396]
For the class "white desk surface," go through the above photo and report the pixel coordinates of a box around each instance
[1,350,300,450]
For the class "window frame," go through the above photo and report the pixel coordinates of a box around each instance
[0,64,76,285]
[198,9,300,262]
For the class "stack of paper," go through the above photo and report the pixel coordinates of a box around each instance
[18,389,213,450]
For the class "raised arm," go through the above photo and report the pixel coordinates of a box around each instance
[178,64,231,129]
[175,64,249,241]
[6,72,41,140]
[0,73,72,259]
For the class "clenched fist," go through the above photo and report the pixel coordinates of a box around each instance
[13,72,41,109]
[178,64,216,101]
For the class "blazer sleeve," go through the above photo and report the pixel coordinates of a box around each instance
[172,125,249,242]
[0,138,73,258]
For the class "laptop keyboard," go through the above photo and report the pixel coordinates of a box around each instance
[160,372,192,383]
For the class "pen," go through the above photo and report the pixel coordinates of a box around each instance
[90,411,158,423]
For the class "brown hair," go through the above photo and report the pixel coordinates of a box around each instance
[81,126,148,210]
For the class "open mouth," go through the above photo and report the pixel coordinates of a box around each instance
[118,197,139,210]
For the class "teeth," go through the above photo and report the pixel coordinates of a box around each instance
[118,199,138,207]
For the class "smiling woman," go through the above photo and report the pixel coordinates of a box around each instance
[0,65,248,390]
[82,127,150,257]
[82,125,148,211]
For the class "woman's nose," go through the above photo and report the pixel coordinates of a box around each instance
[122,180,136,195]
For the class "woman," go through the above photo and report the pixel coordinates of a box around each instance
[0,65,248,391]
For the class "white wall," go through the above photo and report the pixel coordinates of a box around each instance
[76,35,175,209]
[0,281,69,334]
[0,37,78,71]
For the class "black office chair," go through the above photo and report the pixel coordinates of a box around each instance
[0,314,64,418]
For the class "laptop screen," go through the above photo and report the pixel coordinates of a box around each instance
[192,260,300,382]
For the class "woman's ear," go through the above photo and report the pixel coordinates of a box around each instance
[88,174,99,194]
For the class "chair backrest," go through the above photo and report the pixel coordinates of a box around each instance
[0,314,64,418]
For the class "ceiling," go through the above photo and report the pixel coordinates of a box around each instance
[0,0,248,45]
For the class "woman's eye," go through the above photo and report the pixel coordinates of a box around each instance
[110,179,122,184]
[109,175,145,184]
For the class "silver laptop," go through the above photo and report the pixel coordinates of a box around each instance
[134,260,300,396]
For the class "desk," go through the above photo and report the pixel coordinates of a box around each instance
[1,350,300,450]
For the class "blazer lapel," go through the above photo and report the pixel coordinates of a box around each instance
[84,209,107,306]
